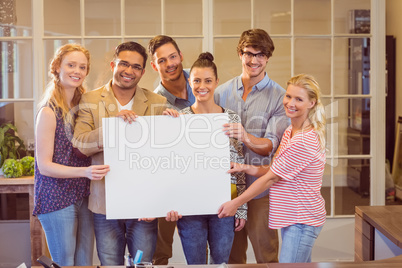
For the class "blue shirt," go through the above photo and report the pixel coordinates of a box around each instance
[214,73,290,199]
[154,69,195,110]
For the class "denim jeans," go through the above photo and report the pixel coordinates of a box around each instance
[177,214,235,264]
[93,213,158,265]
[229,194,278,263]
[38,197,94,266]
[279,223,323,263]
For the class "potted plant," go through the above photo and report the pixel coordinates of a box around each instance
[0,123,27,171]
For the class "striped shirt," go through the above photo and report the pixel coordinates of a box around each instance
[214,73,290,199]
[269,126,326,229]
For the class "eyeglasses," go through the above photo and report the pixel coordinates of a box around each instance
[242,51,267,61]
[115,60,143,72]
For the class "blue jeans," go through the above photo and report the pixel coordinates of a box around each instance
[279,223,323,263]
[38,197,94,266]
[177,215,235,264]
[93,213,158,265]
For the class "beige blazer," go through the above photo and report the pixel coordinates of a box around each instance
[73,80,167,214]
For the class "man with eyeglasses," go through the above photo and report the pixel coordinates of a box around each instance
[215,29,290,264]
[147,35,195,266]
[73,41,167,266]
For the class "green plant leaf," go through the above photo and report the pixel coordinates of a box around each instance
[2,146,8,158]
[9,151,16,159]
[5,123,17,133]
[0,128,5,146]
[0,123,11,134]
[0,123,27,164]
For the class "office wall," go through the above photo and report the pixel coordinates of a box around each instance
[386,0,402,125]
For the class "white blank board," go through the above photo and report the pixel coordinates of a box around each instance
[102,114,231,219]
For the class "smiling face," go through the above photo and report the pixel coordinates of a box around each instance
[151,42,184,82]
[283,84,316,122]
[111,50,145,91]
[239,46,268,80]
[189,67,219,103]
[57,51,88,91]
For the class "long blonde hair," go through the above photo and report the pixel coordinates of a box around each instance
[287,74,326,151]
[38,43,90,120]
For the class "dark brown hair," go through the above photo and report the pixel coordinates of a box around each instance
[148,35,181,60]
[237,28,275,58]
[190,52,218,79]
[113,41,148,68]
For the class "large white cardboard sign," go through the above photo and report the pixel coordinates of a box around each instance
[102,114,231,219]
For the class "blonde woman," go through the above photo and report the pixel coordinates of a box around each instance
[34,44,109,266]
[218,74,326,263]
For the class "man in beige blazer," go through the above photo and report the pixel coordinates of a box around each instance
[73,42,167,266]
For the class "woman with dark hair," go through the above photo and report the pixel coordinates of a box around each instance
[163,52,247,264]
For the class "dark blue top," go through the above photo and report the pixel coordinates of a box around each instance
[33,106,91,215]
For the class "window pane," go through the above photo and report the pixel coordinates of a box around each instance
[294,0,330,35]
[214,0,251,35]
[334,159,370,216]
[1,40,32,98]
[334,38,370,95]
[214,38,242,86]
[0,101,34,150]
[347,99,370,152]
[165,0,202,36]
[44,0,80,36]
[254,0,291,35]
[83,39,121,90]
[0,0,32,37]
[335,98,370,156]
[334,38,349,95]
[268,38,291,88]
[334,0,371,34]
[336,99,349,156]
[43,40,82,89]
[323,98,339,158]
[85,0,121,36]
[175,38,203,71]
[348,38,370,95]
[125,0,161,36]
[294,38,331,95]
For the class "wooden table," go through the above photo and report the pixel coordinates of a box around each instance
[355,205,402,261]
[0,176,44,266]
